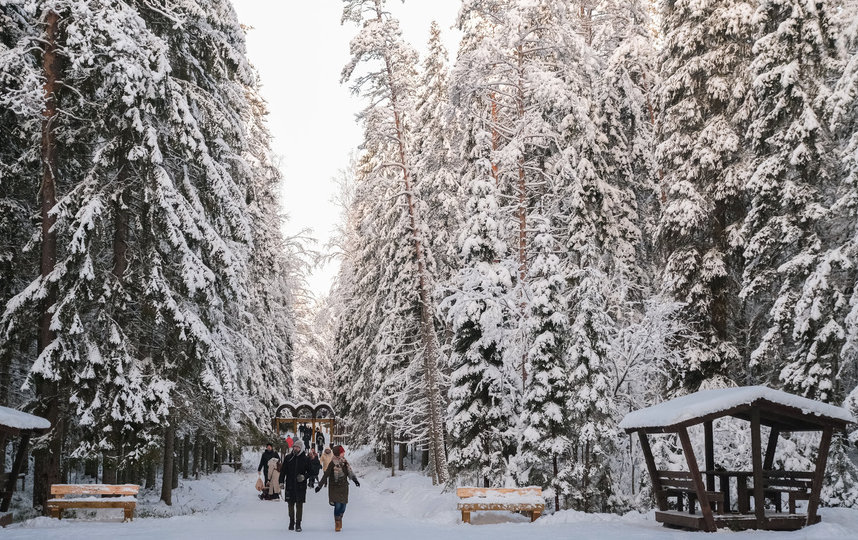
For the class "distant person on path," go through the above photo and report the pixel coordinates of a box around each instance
[280,439,312,532]
[320,447,333,472]
[301,424,312,451]
[315,445,360,532]
[257,443,280,484]
[315,430,325,453]
[285,434,294,449]
[307,448,322,488]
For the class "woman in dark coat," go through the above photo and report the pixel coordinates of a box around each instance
[315,445,359,532]
[279,439,313,532]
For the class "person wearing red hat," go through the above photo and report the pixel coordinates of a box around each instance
[316,445,360,532]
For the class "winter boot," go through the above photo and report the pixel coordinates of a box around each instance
[295,521,302,532]
[288,518,295,531]
[335,517,342,532]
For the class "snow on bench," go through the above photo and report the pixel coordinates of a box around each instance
[619,385,855,430]
[456,487,544,523]
[47,484,139,522]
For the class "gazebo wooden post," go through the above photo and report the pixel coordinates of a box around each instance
[806,426,833,526]
[678,427,716,532]
[704,420,715,491]
[763,427,779,470]
[751,408,765,527]
[637,431,667,511]
[1,432,30,512]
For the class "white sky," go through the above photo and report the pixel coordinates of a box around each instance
[231,1,462,297]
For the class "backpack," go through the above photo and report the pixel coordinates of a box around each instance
[275,459,282,473]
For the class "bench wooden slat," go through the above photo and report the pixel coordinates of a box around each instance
[456,487,542,498]
[50,484,139,496]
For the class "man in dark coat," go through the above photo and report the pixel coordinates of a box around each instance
[257,443,279,483]
[307,448,322,488]
[279,438,312,532]
[315,430,325,453]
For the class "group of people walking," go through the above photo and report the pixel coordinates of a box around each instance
[257,441,360,532]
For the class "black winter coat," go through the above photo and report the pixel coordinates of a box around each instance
[258,449,280,472]
[278,450,312,503]
[309,455,322,477]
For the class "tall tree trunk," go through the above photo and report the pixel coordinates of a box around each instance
[374,5,449,484]
[182,434,190,479]
[172,439,180,489]
[33,7,63,512]
[145,457,156,489]
[160,420,175,505]
[192,431,200,478]
[398,441,406,471]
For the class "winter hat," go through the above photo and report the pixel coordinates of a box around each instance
[292,439,304,452]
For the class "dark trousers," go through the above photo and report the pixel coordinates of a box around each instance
[288,501,303,523]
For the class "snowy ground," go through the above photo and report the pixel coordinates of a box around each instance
[5,447,858,539]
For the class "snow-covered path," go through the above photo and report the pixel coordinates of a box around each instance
[6,454,858,540]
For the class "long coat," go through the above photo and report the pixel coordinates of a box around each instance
[267,457,281,495]
[320,449,333,472]
[279,450,312,504]
[319,457,357,505]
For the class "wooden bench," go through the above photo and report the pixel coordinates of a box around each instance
[743,471,813,514]
[47,484,139,521]
[456,487,544,524]
[656,470,724,514]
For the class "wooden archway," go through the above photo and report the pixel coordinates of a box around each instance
[273,402,336,452]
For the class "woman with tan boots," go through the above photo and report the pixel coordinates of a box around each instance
[315,445,360,531]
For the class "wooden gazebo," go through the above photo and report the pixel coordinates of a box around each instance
[620,386,854,532]
[0,405,51,526]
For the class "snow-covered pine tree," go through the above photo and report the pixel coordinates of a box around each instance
[656,0,755,392]
[413,21,461,296]
[517,217,570,511]
[835,1,858,411]
[445,151,517,487]
[561,257,618,512]
[0,0,40,409]
[742,0,841,396]
[341,0,449,483]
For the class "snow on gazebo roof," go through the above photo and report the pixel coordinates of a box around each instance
[0,405,51,431]
[619,385,855,431]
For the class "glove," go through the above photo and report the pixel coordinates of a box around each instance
[354,479,360,487]
[315,486,322,493]
[297,475,305,483]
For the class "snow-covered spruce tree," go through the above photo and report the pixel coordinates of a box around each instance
[414,21,460,280]
[561,258,618,512]
[341,0,448,483]
[293,295,335,404]
[516,218,571,511]
[590,0,658,286]
[742,0,841,395]
[835,2,858,414]
[0,0,40,409]
[239,89,295,429]
[445,161,517,487]
[655,0,755,392]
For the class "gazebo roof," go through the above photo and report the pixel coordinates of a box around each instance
[619,385,855,432]
[0,405,51,434]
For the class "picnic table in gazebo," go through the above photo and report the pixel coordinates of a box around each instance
[620,386,855,532]
[0,406,51,526]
